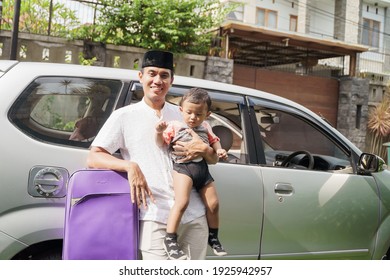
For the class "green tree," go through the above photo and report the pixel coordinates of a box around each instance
[1,0,80,36]
[90,0,237,55]
[2,0,239,55]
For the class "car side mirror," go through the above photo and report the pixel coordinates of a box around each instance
[357,153,386,175]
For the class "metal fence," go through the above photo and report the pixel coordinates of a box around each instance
[0,0,102,30]
[59,0,101,25]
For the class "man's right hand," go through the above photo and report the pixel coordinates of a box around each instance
[127,162,155,208]
[88,146,155,208]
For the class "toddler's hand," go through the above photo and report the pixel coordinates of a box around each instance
[155,121,168,133]
[217,149,228,160]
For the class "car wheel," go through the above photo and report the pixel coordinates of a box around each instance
[12,240,63,260]
[31,248,62,260]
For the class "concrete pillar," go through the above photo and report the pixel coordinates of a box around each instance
[345,0,360,44]
[297,0,310,34]
[334,0,347,40]
[83,41,106,67]
[337,77,369,151]
[203,56,233,84]
[334,0,360,43]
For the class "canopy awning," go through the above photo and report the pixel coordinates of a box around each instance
[219,22,369,76]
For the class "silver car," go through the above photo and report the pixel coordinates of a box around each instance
[1,60,389,260]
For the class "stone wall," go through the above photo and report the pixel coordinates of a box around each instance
[0,31,233,84]
[337,77,370,151]
[204,56,233,84]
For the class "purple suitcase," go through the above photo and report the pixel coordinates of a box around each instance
[62,169,138,260]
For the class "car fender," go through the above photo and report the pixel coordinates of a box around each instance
[0,230,28,260]
[371,170,390,259]
[372,214,390,259]
[0,206,65,259]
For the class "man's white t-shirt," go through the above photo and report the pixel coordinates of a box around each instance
[91,98,206,224]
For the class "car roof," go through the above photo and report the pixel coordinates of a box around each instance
[0,60,360,155]
[0,60,19,76]
[1,60,328,123]
[2,60,294,105]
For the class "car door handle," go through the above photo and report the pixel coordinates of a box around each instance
[274,183,294,196]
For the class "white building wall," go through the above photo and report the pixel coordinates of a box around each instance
[232,0,390,75]
[242,0,298,31]
[360,2,387,73]
[240,0,336,37]
[237,0,368,43]
[308,0,335,39]
[235,0,338,38]
[362,2,386,49]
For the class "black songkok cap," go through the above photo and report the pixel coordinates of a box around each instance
[142,50,174,71]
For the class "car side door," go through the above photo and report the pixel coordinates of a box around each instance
[248,97,381,260]
[2,73,131,259]
[129,84,264,259]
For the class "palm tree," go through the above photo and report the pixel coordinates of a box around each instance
[61,79,72,94]
[366,93,390,161]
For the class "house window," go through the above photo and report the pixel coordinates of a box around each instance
[256,8,277,28]
[290,15,298,32]
[362,18,380,48]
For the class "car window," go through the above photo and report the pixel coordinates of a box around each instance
[130,84,246,163]
[9,77,123,147]
[250,99,352,172]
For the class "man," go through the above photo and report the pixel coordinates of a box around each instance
[87,50,218,260]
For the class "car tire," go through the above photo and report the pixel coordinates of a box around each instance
[31,248,62,260]
[12,240,63,260]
